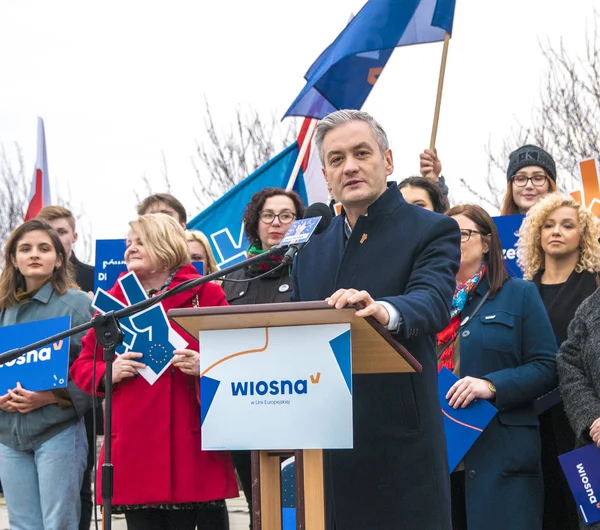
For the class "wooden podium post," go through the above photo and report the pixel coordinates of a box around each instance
[170,301,421,530]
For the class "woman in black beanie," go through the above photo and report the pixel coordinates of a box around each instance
[500,145,558,216]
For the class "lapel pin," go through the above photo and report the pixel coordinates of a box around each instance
[360,233,368,244]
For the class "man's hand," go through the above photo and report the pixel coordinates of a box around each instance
[172,349,200,377]
[419,148,442,182]
[112,351,146,384]
[446,376,494,409]
[327,289,390,327]
[7,382,58,413]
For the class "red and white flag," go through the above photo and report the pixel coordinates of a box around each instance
[25,117,51,221]
[297,117,329,205]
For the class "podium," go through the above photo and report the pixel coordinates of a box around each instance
[170,301,421,530]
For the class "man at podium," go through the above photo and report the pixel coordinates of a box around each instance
[291,110,460,530]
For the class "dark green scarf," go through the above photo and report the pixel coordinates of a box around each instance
[246,243,286,276]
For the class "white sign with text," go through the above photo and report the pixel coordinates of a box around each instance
[199,323,353,450]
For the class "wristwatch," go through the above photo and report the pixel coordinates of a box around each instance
[487,381,497,394]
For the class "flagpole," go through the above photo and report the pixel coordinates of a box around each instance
[429,32,451,150]
[286,119,318,191]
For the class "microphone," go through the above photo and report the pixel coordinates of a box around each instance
[282,202,333,265]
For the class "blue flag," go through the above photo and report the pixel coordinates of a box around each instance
[284,0,456,119]
[187,142,308,268]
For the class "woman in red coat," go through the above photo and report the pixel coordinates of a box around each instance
[71,214,238,530]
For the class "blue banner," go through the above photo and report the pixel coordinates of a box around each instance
[493,214,525,278]
[187,143,307,268]
[559,444,600,525]
[94,239,127,292]
[0,316,71,392]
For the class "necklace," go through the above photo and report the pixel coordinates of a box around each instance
[146,272,175,297]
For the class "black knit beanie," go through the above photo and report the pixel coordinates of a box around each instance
[506,145,557,182]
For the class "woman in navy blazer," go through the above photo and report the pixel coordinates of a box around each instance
[441,204,558,530]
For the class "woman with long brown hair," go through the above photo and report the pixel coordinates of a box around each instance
[0,219,93,530]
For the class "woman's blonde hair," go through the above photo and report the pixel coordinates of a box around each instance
[185,230,219,275]
[129,214,190,272]
[500,176,557,216]
[0,220,76,309]
[517,193,600,280]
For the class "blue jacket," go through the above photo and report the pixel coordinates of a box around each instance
[292,184,461,530]
[457,276,558,530]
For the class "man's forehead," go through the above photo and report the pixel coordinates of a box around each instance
[323,121,378,151]
[147,202,176,214]
[47,218,73,231]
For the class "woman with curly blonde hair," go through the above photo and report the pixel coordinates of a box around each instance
[517,192,600,530]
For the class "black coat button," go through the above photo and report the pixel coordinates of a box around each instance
[468,470,476,479]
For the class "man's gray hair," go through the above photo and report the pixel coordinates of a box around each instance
[314,110,390,165]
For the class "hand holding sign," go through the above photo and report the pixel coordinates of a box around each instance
[0,392,17,413]
[446,376,495,409]
[172,349,200,377]
[7,382,58,413]
[112,352,146,385]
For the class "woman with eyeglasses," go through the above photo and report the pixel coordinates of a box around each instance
[439,204,557,530]
[517,193,600,530]
[221,187,305,525]
[500,145,558,216]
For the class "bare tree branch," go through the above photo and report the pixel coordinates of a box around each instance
[477,10,600,204]
[191,99,296,209]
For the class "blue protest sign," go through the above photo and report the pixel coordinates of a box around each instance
[0,316,71,393]
[438,367,498,472]
[559,444,600,525]
[94,239,127,292]
[277,217,322,247]
[92,271,188,385]
[191,261,204,275]
[492,214,525,278]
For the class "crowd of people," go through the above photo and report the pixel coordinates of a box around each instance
[0,109,598,529]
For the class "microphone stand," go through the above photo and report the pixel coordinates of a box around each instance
[0,245,288,530]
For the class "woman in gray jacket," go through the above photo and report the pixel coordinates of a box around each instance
[0,219,93,530]
[557,288,600,530]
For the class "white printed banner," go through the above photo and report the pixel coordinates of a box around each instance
[199,323,353,450]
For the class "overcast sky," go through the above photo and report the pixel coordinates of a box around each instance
[0,0,597,259]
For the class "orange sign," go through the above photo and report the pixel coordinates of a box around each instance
[571,159,600,217]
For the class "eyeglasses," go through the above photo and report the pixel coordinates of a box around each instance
[460,229,485,242]
[259,211,296,224]
[511,173,548,187]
